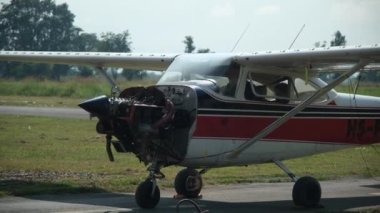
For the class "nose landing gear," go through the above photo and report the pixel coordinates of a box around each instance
[135,161,165,209]
[135,179,160,209]
[135,167,204,209]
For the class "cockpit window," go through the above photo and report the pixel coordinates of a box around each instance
[293,78,328,102]
[158,54,241,97]
[245,72,328,104]
[245,72,293,103]
[220,63,240,97]
[294,78,317,94]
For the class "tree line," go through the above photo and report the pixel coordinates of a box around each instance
[315,31,379,83]
[0,0,137,80]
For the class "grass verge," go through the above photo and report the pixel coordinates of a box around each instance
[0,78,156,98]
[336,84,380,97]
[0,115,379,197]
[0,95,83,108]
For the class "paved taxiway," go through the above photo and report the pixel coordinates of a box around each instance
[0,178,379,213]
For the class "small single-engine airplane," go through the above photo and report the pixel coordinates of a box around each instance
[1,45,380,209]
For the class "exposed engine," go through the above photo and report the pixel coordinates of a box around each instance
[79,85,197,167]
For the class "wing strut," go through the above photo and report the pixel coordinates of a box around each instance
[95,66,121,95]
[227,59,369,159]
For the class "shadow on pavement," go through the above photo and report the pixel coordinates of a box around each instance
[22,192,380,213]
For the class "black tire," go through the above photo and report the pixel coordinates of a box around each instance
[292,176,321,207]
[174,168,202,198]
[135,180,160,209]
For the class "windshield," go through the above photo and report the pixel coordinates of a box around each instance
[158,54,240,97]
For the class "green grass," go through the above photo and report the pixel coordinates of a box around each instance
[0,115,379,197]
[0,78,379,98]
[0,78,156,98]
[0,115,180,196]
[336,84,380,96]
[0,95,83,108]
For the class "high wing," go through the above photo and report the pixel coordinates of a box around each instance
[0,51,177,71]
[1,45,380,72]
[234,45,380,73]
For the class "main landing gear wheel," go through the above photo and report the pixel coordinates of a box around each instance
[273,160,322,208]
[292,176,321,207]
[175,168,203,198]
[135,180,160,209]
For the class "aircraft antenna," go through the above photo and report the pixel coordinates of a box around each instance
[288,24,305,49]
[231,23,250,52]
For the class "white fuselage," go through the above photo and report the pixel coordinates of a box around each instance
[178,79,380,168]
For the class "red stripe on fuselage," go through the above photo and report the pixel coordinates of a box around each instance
[193,115,380,145]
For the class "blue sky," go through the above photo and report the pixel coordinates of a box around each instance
[1,0,380,53]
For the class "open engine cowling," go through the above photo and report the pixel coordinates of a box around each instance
[79,85,197,166]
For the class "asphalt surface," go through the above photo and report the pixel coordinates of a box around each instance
[0,105,89,119]
[0,178,379,213]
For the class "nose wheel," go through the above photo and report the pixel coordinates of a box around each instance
[175,168,203,198]
[135,179,160,209]
[135,161,165,209]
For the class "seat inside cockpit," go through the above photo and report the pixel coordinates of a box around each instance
[244,71,329,104]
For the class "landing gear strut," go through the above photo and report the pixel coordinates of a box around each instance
[135,161,165,209]
[274,160,321,208]
[175,168,203,198]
